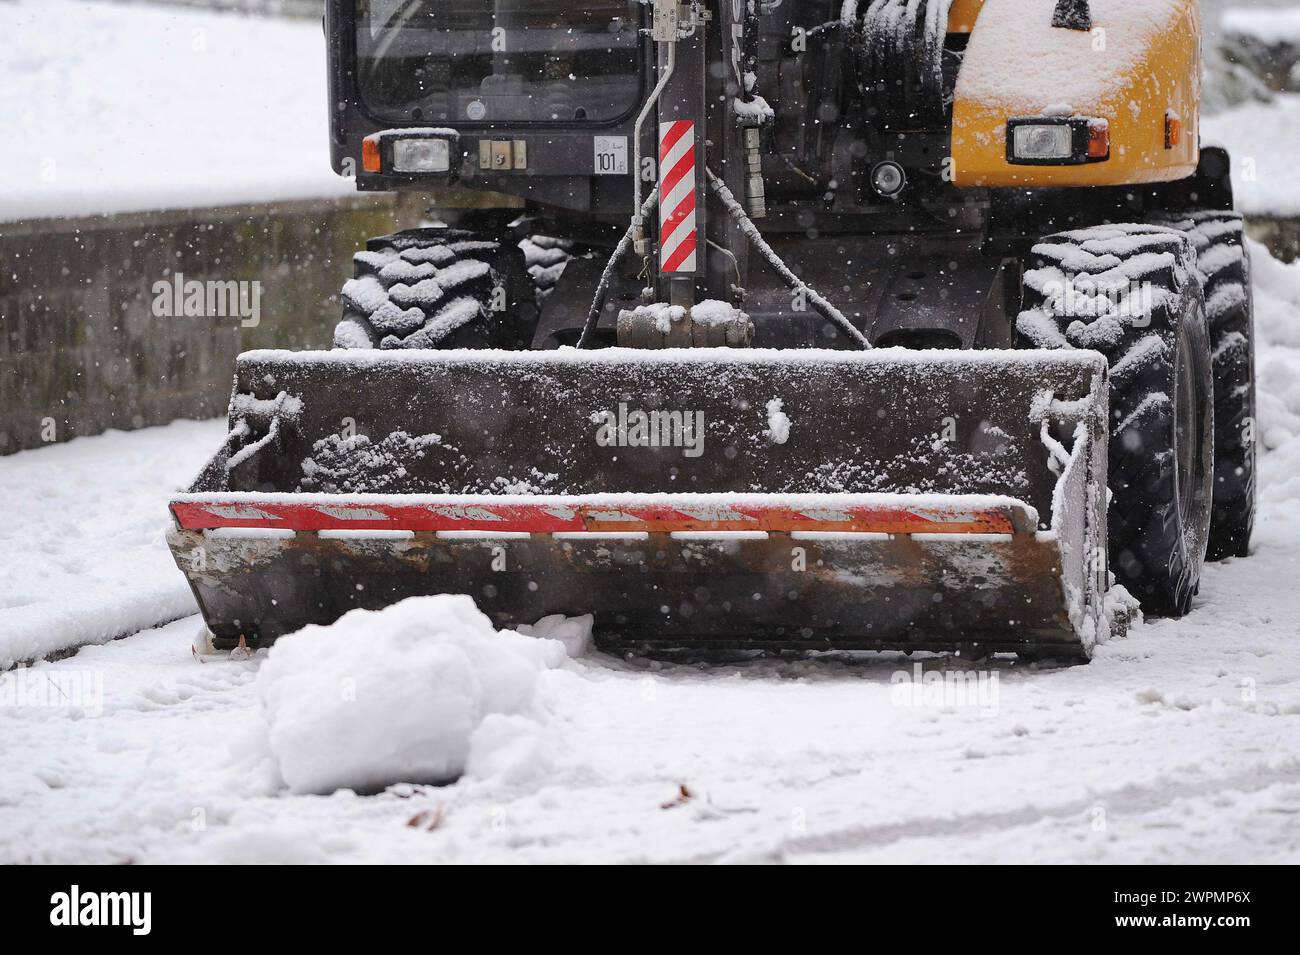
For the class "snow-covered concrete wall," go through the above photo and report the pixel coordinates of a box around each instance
[0,194,425,455]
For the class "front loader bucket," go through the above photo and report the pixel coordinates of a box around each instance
[168,348,1114,658]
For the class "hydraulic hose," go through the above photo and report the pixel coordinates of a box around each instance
[577,186,659,349]
[705,168,870,349]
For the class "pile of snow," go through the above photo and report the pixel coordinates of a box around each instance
[299,429,446,493]
[691,299,747,327]
[764,398,791,445]
[515,613,594,658]
[256,596,575,795]
[733,95,775,123]
[0,0,351,221]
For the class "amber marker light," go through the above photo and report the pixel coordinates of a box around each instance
[362,135,382,173]
[1088,119,1110,160]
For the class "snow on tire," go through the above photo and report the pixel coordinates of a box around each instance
[333,227,538,350]
[1018,224,1215,616]
[1148,210,1257,561]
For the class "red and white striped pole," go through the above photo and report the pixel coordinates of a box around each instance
[658,119,698,275]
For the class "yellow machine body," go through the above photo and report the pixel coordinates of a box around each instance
[950,0,1201,188]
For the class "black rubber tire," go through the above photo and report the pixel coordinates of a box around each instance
[518,234,577,301]
[334,227,538,350]
[1148,210,1257,560]
[1018,225,1216,616]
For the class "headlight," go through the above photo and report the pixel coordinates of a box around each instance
[1006,117,1110,165]
[1011,124,1073,161]
[392,137,452,173]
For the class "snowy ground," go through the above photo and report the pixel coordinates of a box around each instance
[2,242,1299,864]
[0,420,225,668]
[0,0,351,222]
[1,534,1298,863]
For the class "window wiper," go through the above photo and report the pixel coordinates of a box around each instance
[368,0,437,69]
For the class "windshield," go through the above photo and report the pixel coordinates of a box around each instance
[355,1,643,125]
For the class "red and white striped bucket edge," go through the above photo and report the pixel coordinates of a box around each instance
[170,495,1029,536]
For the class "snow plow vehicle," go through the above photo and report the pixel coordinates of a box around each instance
[169,0,1256,662]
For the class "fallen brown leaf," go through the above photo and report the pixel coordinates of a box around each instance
[660,784,694,810]
[406,804,446,831]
